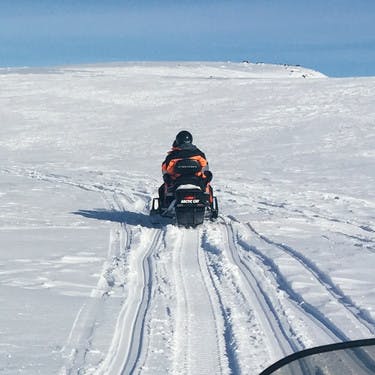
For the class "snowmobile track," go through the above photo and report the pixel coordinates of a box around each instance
[171,227,227,375]
[96,228,163,375]
[120,229,161,375]
[201,219,300,372]
[224,217,375,349]
[60,220,131,374]
[222,222,300,354]
[231,222,345,344]
[245,221,375,336]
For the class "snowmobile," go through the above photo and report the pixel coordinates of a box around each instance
[150,159,218,227]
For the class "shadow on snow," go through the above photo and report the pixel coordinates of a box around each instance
[72,209,166,228]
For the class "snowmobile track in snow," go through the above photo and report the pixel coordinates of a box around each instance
[226,217,375,346]
[96,228,163,375]
[170,227,228,374]
[60,220,131,374]
[200,219,301,372]
[245,221,375,336]
[221,221,300,354]
[12,159,373,372]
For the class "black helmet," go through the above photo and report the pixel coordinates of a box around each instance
[175,130,193,146]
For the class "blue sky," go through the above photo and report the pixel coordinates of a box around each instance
[1,0,375,77]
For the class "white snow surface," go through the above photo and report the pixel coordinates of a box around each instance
[0,61,374,374]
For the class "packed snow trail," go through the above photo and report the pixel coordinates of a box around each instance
[2,156,375,375]
[1,62,375,374]
[95,228,162,375]
[170,227,227,374]
[3,168,374,374]
[130,216,375,374]
[126,225,231,374]
[229,219,375,343]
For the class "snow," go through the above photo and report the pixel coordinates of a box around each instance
[0,61,374,374]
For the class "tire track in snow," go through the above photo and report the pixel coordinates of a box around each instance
[60,211,130,374]
[171,227,227,375]
[228,221,340,347]
[245,221,375,336]
[132,228,174,374]
[3,166,162,374]
[223,222,299,355]
[201,226,242,374]
[227,217,375,347]
[256,195,375,238]
[1,166,149,206]
[60,188,155,375]
[95,228,163,375]
[99,186,163,375]
[120,229,162,375]
[203,220,298,373]
[197,228,229,374]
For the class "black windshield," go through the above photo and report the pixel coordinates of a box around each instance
[260,338,375,375]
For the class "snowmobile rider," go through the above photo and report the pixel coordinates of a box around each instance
[159,130,213,208]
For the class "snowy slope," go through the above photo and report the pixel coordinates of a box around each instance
[0,61,374,374]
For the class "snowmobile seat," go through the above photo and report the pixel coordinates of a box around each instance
[173,159,202,175]
[172,159,206,190]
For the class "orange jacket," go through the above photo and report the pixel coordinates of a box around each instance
[162,145,209,181]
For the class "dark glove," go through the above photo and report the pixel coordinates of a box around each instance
[204,170,213,183]
[163,174,172,184]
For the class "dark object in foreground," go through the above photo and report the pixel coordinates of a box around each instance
[260,338,375,375]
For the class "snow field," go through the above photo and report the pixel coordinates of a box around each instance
[0,62,374,374]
